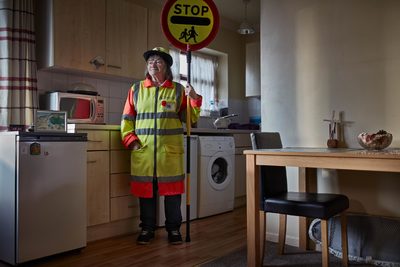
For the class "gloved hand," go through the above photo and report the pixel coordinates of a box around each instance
[185,84,200,99]
[129,140,141,150]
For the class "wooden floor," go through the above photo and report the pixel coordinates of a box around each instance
[6,207,246,267]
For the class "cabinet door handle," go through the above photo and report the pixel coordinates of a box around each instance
[89,56,105,69]
[107,64,122,69]
[87,160,97,164]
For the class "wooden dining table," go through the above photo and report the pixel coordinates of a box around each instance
[243,147,400,267]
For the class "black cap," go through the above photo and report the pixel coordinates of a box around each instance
[143,47,173,67]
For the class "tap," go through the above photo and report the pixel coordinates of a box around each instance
[213,114,238,129]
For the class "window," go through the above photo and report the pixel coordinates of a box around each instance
[170,49,218,116]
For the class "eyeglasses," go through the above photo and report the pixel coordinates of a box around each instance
[147,59,164,65]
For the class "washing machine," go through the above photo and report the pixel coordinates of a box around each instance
[157,135,198,227]
[197,136,235,218]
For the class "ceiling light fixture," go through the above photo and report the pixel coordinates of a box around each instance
[237,0,255,35]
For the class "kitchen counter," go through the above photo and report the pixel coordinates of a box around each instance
[66,123,255,240]
[68,124,258,135]
[68,124,121,132]
[189,128,257,135]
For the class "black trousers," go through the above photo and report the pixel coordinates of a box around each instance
[139,179,182,232]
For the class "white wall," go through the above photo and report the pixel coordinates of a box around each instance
[260,0,400,245]
[207,26,249,124]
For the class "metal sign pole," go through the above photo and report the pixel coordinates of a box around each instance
[161,0,220,243]
[185,45,192,242]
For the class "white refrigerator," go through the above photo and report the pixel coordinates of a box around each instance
[0,131,87,265]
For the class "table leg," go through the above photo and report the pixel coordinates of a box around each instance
[299,167,317,250]
[246,154,261,267]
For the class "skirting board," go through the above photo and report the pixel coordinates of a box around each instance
[87,216,140,242]
[266,232,299,247]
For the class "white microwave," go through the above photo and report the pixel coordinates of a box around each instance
[44,92,105,124]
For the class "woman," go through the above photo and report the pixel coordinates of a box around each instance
[121,47,202,245]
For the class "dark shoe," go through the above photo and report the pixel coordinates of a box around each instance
[168,230,183,245]
[136,229,154,245]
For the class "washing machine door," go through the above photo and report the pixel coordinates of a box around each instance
[207,152,232,191]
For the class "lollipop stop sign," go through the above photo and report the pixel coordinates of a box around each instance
[161,0,219,52]
[161,0,219,243]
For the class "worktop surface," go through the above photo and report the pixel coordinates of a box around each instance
[68,124,257,134]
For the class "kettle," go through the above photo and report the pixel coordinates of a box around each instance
[213,114,238,129]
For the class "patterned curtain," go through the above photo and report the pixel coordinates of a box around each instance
[0,0,38,131]
[170,48,217,115]
[170,48,181,82]
[190,53,217,114]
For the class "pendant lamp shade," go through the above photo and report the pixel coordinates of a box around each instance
[237,0,255,34]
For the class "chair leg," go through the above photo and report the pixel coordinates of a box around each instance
[340,213,349,267]
[278,214,287,255]
[260,211,266,263]
[321,219,329,267]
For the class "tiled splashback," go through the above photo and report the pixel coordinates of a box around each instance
[37,70,135,125]
[37,70,261,127]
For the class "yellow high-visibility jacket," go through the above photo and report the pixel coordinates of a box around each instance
[121,78,202,198]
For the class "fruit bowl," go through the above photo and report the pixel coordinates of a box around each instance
[357,130,392,150]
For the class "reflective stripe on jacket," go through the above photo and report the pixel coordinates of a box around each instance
[121,78,202,198]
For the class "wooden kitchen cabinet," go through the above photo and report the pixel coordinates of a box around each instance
[82,130,110,226]
[87,150,110,226]
[147,5,169,49]
[109,131,139,222]
[110,196,139,221]
[68,125,139,241]
[110,131,130,175]
[233,133,253,208]
[110,173,139,221]
[110,173,130,197]
[106,0,148,78]
[86,130,109,151]
[110,150,130,174]
[36,0,106,73]
[36,0,148,79]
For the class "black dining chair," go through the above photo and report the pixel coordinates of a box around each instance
[250,132,349,267]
